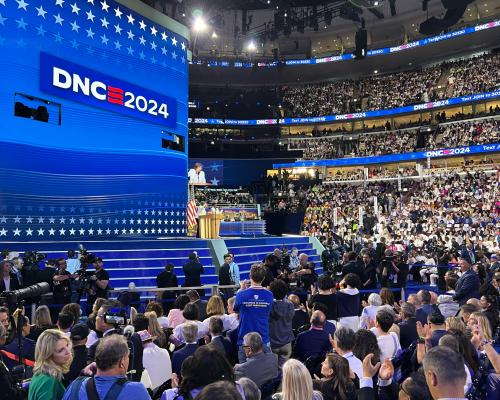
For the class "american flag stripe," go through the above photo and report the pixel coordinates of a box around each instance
[186,198,197,228]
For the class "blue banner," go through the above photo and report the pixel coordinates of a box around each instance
[40,52,177,128]
[273,143,500,168]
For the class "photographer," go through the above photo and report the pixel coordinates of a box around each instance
[87,300,144,382]
[53,259,76,315]
[0,323,24,400]
[86,258,109,315]
[380,250,400,288]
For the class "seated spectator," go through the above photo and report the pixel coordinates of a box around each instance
[313,353,357,400]
[63,323,89,386]
[207,317,233,360]
[269,279,295,366]
[162,346,234,400]
[437,293,460,318]
[145,311,167,348]
[202,295,231,332]
[293,310,332,363]
[194,380,244,400]
[167,294,190,329]
[145,301,169,329]
[288,294,309,331]
[331,327,363,380]
[360,293,382,330]
[29,329,73,400]
[372,309,401,362]
[234,332,279,388]
[171,303,208,345]
[407,293,428,325]
[353,329,381,368]
[467,311,493,340]
[62,335,150,400]
[171,321,199,376]
[459,303,480,324]
[28,305,54,342]
[186,289,208,321]
[422,346,467,399]
[479,294,499,333]
[237,377,261,400]
[138,329,172,391]
[226,296,239,331]
[311,302,336,335]
[273,359,322,400]
[308,275,337,322]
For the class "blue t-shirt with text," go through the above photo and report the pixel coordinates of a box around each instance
[234,286,274,345]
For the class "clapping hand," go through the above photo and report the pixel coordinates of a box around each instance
[416,321,430,339]
[378,359,394,381]
[362,353,381,378]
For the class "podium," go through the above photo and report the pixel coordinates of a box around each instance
[199,213,225,238]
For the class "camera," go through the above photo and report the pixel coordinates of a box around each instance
[23,251,46,266]
[104,309,127,326]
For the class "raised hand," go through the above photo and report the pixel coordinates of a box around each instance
[362,353,381,378]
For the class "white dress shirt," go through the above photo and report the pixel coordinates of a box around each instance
[188,169,206,184]
[142,342,172,389]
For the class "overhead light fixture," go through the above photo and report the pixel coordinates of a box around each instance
[193,16,207,32]
[211,31,218,39]
[247,40,257,52]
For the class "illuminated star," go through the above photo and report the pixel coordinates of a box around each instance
[16,17,28,29]
[36,5,47,18]
[139,19,146,30]
[70,2,80,14]
[150,25,157,36]
[54,13,64,25]
[114,23,122,34]
[100,16,109,28]
[55,0,64,7]
[86,27,95,38]
[86,10,95,22]
[114,6,122,18]
[16,0,29,11]
[171,36,177,46]
[127,13,135,25]
[161,31,168,41]
[70,20,80,32]
[100,0,109,12]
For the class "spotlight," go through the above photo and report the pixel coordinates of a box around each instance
[211,31,218,39]
[247,40,257,52]
[193,16,207,32]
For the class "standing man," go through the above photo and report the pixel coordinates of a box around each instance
[87,257,110,315]
[453,255,480,306]
[66,250,81,303]
[188,162,206,184]
[183,252,205,296]
[228,253,240,288]
[218,254,234,301]
[53,258,75,316]
[234,264,274,363]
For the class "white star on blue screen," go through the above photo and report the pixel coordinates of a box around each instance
[16,17,27,29]
[16,0,29,11]
[86,10,95,21]
[36,5,46,18]
[70,2,80,14]
[54,13,64,26]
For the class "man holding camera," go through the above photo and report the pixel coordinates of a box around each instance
[86,257,109,315]
[87,301,144,382]
[53,258,77,314]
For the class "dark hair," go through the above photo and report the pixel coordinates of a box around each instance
[209,317,223,336]
[174,294,191,310]
[61,303,81,325]
[223,253,232,260]
[322,353,356,400]
[402,370,432,400]
[95,335,129,371]
[419,290,431,304]
[446,328,479,376]
[67,249,75,258]
[445,273,459,291]
[183,303,200,321]
[376,309,394,333]
[379,288,395,306]
[427,311,445,325]
[56,257,66,266]
[334,327,355,351]
[145,301,164,318]
[176,346,234,399]
[269,279,288,300]
[57,312,74,330]
[317,274,335,291]
[188,252,198,260]
[343,273,361,289]
[312,302,328,316]
[460,303,480,315]
[423,347,467,385]
[133,313,149,332]
[347,252,357,261]
[164,263,175,273]
[249,263,266,284]
[195,381,242,400]
[353,329,380,364]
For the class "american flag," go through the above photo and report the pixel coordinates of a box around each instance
[186,197,197,230]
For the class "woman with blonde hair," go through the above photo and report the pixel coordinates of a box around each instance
[203,295,230,331]
[28,305,53,341]
[28,329,72,400]
[273,359,323,400]
[445,316,467,333]
[145,311,167,348]
[468,311,493,340]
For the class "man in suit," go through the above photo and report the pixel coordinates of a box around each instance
[207,317,233,361]
[407,293,428,325]
[183,252,204,296]
[453,255,480,306]
[0,260,21,292]
[171,322,199,375]
[342,252,364,283]
[398,302,419,349]
[186,289,208,321]
[234,332,279,388]
[293,310,332,362]
[288,294,309,331]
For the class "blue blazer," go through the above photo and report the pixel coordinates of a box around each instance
[172,343,198,375]
[453,269,480,305]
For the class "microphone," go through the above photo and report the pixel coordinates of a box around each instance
[123,325,135,338]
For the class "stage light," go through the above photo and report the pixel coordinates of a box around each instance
[211,31,218,39]
[193,16,207,32]
[247,40,257,52]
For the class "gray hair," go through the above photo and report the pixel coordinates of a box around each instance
[401,302,416,319]
[243,332,263,353]
[182,321,199,343]
[408,293,422,306]
[334,327,355,351]
[423,347,467,386]
[367,293,382,306]
[95,335,129,371]
[237,377,261,400]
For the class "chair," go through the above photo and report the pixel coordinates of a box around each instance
[260,373,282,400]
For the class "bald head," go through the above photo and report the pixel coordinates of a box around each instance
[310,310,326,328]
[288,294,301,308]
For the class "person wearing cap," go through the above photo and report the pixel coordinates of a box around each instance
[137,330,172,391]
[453,254,480,306]
[64,323,89,385]
[87,257,110,315]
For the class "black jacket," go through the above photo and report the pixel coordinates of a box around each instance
[156,270,178,299]
[0,356,24,400]
[183,260,204,287]
[0,273,21,292]
[64,344,88,386]
[398,318,418,349]
[218,263,232,285]
[342,261,364,282]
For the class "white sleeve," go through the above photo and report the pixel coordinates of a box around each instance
[200,171,206,184]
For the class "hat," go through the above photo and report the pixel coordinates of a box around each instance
[70,323,90,341]
[137,330,154,342]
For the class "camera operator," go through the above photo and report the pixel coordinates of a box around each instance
[86,258,109,315]
[37,259,57,291]
[0,260,21,293]
[87,300,143,382]
[380,249,400,288]
[53,259,77,315]
[0,324,24,400]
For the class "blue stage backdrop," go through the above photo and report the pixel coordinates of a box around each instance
[0,0,189,241]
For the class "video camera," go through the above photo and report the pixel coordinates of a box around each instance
[23,250,46,266]
[0,282,50,310]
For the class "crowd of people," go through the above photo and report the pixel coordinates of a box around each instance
[194,188,256,205]
[289,117,499,160]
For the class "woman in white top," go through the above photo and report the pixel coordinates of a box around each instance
[371,309,401,362]
[360,293,382,329]
[202,295,232,332]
